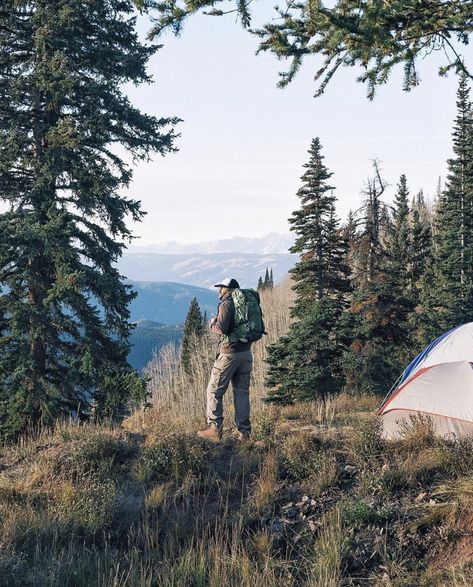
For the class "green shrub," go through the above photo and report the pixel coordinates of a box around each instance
[51,432,137,482]
[140,435,205,483]
[378,467,410,494]
[397,414,437,450]
[341,498,394,528]
[281,433,317,480]
[53,477,117,533]
[436,437,473,477]
[252,410,275,444]
[0,550,29,587]
[351,416,384,464]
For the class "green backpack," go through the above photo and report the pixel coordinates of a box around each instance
[222,288,266,344]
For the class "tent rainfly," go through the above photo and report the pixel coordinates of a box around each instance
[379,323,473,439]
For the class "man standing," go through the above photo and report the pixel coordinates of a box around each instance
[197,277,253,441]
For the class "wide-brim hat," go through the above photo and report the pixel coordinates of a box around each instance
[214,277,240,289]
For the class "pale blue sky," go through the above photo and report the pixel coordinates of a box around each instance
[123,9,472,245]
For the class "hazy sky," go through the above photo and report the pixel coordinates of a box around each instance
[123,9,472,245]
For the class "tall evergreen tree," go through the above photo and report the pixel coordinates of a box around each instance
[426,73,473,331]
[180,297,204,373]
[288,139,351,316]
[263,268,270,289]
[0,1,177,440]
[407,190,435,349]
[266,138,351,402]
[388,175,411,292]
[343,164,412,393]
[410,190,433,296]
[352,161,391,289]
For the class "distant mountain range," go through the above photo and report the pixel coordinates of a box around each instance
[120,252,295,289]
[128,232,295,255]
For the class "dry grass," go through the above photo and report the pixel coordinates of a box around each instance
[247,451,280,515]
[308,508,345,587]
[2,400,473,586]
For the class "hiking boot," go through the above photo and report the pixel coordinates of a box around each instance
[237,430,251,442]
[197,425,222,441]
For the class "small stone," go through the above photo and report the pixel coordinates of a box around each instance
[301,495,309,502]
[308,520,318,532]
[414,492,427,503]
[282,502,294,510]
[310,499,317,507]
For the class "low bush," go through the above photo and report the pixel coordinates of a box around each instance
[281,433,321,480]
[53,477,118,533]
[349,416,384,465]
[139,434,205,483]
[49,431,137,482]
[252,409,276,444]
[397,414,437,451]
[341,497,394,528]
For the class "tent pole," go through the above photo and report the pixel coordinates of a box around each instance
[380,372,403,410]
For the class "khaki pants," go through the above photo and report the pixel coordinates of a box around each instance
[206,351,253,433]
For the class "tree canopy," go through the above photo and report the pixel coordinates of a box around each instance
[0,0,177,440]
[136,0,473,98]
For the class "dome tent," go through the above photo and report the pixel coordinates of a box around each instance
[379,323,473,439]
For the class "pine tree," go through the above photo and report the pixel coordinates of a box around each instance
[288,139,351,316]
[263,268,270,289]
[180,298,204,373]
[266,138,351,402]
[352,161,391,289]
[343,163,412,393]
[388,175,411,292]
[0,1,177,440]
[426,73,473,331]
[269,268,274,289]
[410,190,433,296]
[257,276,264,290]
[342,210,359,278]
[144,0,473,99]
[405,190,435,349]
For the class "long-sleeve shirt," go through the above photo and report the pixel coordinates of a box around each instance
[210,291,252,354]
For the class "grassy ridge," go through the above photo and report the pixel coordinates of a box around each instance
[1,398,473,585]
[1,280,472,585]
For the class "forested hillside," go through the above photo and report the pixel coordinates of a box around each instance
[128,320,182,371]
[265,74,473,405]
